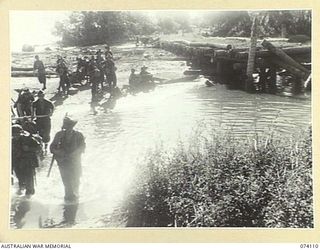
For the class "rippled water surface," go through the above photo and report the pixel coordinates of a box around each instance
[10,46,311,228]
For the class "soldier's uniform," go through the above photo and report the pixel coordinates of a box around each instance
[16,89,34,116]
[103,52,117,89]
[50,117,86,202]
[32,91,54,148]
[12,125,41,195]
[33,56,47,90]
[89,67,101,101]
[56,61,70,93]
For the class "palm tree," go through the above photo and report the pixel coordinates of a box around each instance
[245,12,259,92]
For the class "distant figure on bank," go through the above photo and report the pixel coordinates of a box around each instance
[96,49,104,64]
[76,57,86,84]
[12,124,42,196]
[105,44,113,58]
[129,69,138,86]
[50,116,86,202]
[33,55,47,90]
[32,90,54,152]
[140,65,151,76]
[96,50,105,89]
[56,59,70,94]
[89,65,101,102]
[140,66,153,84]
[104,53,117,89]
[15,88,34,116]
[56,55,67,65]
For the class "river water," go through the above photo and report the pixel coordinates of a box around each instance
[10,45,311,228]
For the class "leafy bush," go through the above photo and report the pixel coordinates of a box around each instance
[54,11,157,47]
[124,128,313,227]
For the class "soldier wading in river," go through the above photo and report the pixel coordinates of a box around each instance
[56,58,70,94]
[12,124,42,196]
[104,52,117,90]
[15,88,34,116]
[32,90,54,153]
[50,116,86,202]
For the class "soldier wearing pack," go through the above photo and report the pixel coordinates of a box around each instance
[12,124,42,196]
[56,59,70,94]
[104,53,117,89]
[50,116,86,202]
[15,88,34,116]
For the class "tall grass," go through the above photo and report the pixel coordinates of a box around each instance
[123,128,313,227]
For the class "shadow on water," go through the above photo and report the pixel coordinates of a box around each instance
[50,93,69,107]
[12,198,31,229]
[40,202,79,228]
[11,194,80,229]
[49,84,91,107]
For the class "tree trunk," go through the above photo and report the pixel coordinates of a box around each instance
[261,39,310,79]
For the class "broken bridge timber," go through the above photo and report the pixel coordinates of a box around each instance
[156,37,311,94]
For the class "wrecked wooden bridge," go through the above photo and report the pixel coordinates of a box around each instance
[157,38,311,94]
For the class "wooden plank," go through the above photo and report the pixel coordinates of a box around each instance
[215,46,311,61]
[261,40,310,76]
[173,40,233,50]
[11,71,57,77]
[11,67,34,72]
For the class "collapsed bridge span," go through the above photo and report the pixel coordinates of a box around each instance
[156,37,311,94]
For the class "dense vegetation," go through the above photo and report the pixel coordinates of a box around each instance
[124,128,313,227]
[54,10,311,47]
[53,11,157,46]
[201,10,311,38]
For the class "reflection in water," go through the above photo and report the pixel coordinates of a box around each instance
[12,199,31,229]
[11,47,311,228]
[38,202,79,228]
[11,81,311,228]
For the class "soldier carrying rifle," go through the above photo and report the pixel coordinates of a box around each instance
[50,116,86,202]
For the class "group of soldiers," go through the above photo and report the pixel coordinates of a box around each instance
[33,44,117,99]
[12,45,117,202]
[12,89,54,197]
[128,66,153,86]
[11,43,155,203]
[75,45,117,101]
[12,95,85,203]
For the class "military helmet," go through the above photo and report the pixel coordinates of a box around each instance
[62,116,78,129]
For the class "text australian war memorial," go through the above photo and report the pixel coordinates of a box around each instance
[9,10,312,228]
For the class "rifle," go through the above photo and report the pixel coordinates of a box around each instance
[47,124,66,178]
[11,106,16,117]
[47,155,55,178]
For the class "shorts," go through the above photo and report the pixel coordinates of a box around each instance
[38,73,46,84]
[36,118,51,143]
